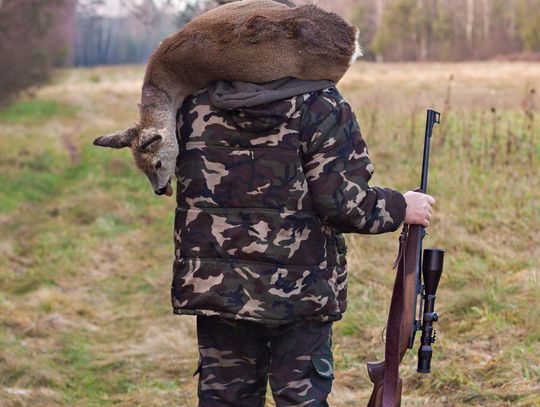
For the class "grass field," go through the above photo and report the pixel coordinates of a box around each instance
[0,62,539,406]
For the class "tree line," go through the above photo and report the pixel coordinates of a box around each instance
[1,0,539,105]
[65,0,540,66]
[353,0,540,61]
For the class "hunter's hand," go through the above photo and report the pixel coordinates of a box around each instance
[404,191,436,227]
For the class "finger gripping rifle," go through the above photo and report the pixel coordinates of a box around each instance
[367,109,445,407]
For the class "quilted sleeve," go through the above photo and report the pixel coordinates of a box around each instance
[300,97,407,234]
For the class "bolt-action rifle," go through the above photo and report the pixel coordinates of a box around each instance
[367,109,445,407]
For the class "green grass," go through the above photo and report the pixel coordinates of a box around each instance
[0,99,76,122]
[0,63,539,406]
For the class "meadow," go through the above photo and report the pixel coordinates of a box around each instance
[0,62,538,406]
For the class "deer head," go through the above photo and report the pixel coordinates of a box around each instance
[93,125,177,196]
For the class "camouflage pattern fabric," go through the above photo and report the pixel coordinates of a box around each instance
[172,86,407,324]
[195,315,334,407]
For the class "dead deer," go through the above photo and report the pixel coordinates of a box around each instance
[93,0,362,196]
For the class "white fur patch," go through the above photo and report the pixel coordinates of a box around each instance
[349,28,363,65]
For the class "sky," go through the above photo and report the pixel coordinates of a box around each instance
[94,0,193,16]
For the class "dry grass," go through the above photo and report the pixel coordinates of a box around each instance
[0,62,539,406]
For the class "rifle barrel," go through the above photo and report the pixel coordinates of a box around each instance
[420,109,441,193]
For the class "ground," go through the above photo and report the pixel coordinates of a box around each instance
[0,62,539,406]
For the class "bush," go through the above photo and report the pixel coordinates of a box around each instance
[0,0,76,106]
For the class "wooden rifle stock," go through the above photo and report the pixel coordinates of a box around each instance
[367,110,441,407]
[367,224,421,407]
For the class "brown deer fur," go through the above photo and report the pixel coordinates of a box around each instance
[93,0,361,197]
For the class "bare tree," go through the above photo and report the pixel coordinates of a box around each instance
[375,0,385,28]
[466,0,475,49]
[120,0,160,27]
[482,0,490,47]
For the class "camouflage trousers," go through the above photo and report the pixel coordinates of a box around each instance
[195,315,335,407]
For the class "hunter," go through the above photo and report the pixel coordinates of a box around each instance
[172,78,435,406]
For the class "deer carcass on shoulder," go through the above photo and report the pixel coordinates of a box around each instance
[93,0,361,197]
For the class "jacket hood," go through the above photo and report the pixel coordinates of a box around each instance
[207,77,333,131]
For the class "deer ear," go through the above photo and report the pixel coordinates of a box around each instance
[93,127,137,149]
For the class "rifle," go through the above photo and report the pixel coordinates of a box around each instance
[367,109,445,407]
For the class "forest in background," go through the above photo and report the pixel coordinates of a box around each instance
[1,0,540,104]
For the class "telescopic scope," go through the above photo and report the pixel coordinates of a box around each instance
[417,248,444,373]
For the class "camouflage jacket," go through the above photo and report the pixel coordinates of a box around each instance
[171,85,407,325]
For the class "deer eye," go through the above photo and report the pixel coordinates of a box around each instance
[140,134,163,151]
[155,160,162,169]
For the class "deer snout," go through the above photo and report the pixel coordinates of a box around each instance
[154,178,173,197]
[155,186,168,196]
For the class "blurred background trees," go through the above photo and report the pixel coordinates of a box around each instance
[1,0,540,105]
[0,0,76,105]
[358,0,540,61]
[73,0,212,66]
